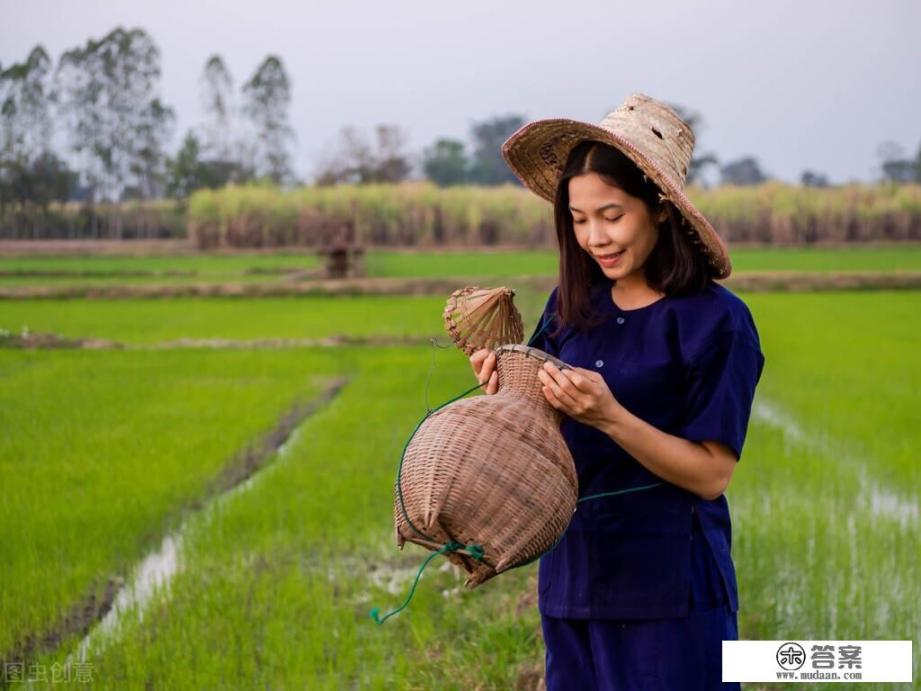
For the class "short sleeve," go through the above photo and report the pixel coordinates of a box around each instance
[527,287,561,357]
[679,328,766,462]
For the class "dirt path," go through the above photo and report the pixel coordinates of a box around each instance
[1,271,920,300]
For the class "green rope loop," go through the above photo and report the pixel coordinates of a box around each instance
[372,316,663,624]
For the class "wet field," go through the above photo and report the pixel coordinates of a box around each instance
[1,247,918,689]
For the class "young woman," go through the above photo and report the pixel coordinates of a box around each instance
[470,94,765,690]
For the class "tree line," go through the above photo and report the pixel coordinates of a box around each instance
[2,25,921,217]
[0,27,294,210]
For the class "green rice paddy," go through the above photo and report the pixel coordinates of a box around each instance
[0,296,451,344]
[0,247,917,689]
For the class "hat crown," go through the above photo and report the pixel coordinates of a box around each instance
[599,93,695,190]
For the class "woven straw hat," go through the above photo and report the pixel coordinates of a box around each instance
[501,92,731,278]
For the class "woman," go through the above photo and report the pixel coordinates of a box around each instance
[470,93,765,690]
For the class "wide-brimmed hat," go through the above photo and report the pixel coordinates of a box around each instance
[501,92,731,279]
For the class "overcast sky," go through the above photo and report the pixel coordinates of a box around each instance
[2,0,919,185]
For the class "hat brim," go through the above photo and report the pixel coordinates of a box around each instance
[501,118,732,279]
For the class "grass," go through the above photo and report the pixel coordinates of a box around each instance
[0,295,452,344]
[26,346,544,689]
[0,348,344,656]
[0,253,320,286]
[728,246,921,273]
[742,290,919,484]
[1,272,917,688]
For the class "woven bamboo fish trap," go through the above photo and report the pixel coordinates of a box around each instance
[393,286,578,588]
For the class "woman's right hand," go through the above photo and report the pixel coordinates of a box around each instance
[469,348,498,395]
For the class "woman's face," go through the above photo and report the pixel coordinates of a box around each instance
[568,171,666,282]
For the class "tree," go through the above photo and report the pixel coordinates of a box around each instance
[665,102,719,186]
[200,54,235,162]
[720,156,768,186]
[314,124,411,184]
[128,97,175,199]
[0,46,76,213]
[801,170,830,187]
[195,55,252,186]
[166,130,245,200]
[0,46,53,167]
[373,124,411,183]
[422,138,469,186]
[0,152,76,211]
[468,115,524,185]
[876,141,916,184]
[916,140,921,183]
[54,27,174,201]
[166,131,210,200]
[242,55,295,184]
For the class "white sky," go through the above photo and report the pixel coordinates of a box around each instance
[2,0,920,184]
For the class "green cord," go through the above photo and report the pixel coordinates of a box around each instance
[371,314,663,624]
[503,481,664,570]
[578,482,664,503]
[369,540,485,625]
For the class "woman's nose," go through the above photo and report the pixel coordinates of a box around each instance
[587,220,610,246]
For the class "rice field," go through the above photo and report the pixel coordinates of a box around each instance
[0,248,918,689]
[0,296,452,345]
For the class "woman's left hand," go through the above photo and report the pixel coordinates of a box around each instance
[538,361,623,430]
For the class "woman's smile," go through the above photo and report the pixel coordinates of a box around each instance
[594,249,626,268]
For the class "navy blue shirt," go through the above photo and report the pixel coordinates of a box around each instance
[529,277,765,619]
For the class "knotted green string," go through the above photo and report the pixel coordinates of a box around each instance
[369,540,485,624]
[370,313,662,624]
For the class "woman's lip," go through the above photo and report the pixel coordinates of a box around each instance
[596,250,625,266]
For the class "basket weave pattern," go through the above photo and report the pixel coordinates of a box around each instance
[394,344,578,588]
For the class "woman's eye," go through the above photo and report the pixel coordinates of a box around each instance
[572,216,621,224]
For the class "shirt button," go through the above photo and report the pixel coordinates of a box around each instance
[616,317,625,324]
[595,359,604,368]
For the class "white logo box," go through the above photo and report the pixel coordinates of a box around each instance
[722,640,913,683]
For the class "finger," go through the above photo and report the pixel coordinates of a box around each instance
[539,367,580,410]
[486,370,498,395]
[572,366,602,382]
[478,352,497,384]
[469,352,484,378]
[542,383,578,415]
[469,349,488,369]
[541,361,567,384]
[542,362,581,399]
[560,368,591,392]
[542,383,562,409]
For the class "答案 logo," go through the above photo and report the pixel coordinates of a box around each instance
[776,642,806,671]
